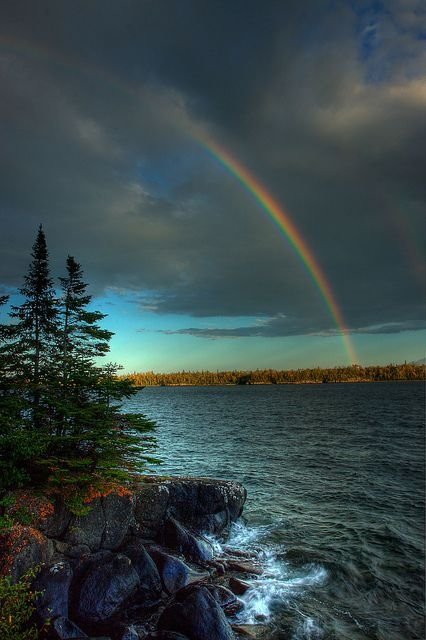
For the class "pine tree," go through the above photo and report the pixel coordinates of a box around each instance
[0,229,159,496]
[9,225,58,431]
[42,256,158,496]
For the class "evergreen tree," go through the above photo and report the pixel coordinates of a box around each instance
[40,255,158,496]
[0,228,57,488]
[9,225,58,430]
[0,228,158,495]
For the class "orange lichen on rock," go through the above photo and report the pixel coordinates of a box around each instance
[83,482,133,504]
[0,524,47,576]
[5,490,55,527]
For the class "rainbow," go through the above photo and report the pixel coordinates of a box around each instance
[196,132,357,364]
[0,34,358,363]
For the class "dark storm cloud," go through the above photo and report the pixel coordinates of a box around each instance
[157,317,426,340]
[0,0,424,337]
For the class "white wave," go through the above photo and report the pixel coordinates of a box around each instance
[227,518,285,548]
[293,615,325,639]
[209,520,328,626]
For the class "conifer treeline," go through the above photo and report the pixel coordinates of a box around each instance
[0,226,157,496]
[124,363,425,387]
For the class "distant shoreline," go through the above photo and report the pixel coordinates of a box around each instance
[123,363,425,387]
[132,379,423,388]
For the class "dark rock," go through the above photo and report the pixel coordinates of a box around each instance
[64,499,105,551]
[223,547,256,560]
[204,584,244,615]
[34,560,73,621]
[228,576,251,596]
[120,538,162,602]
[0,525,54,581]
[134,483,170,539]
[76,553,140,622]
[120,625,139,640]
[40,496,72,538]
[145,631,189,640]
[207,559,227,577]
[146,633,190,640]
[158,585,235,640]
[162,517,213,563]
[231,624,267,638]
[225,560,263,575]
[147,547,190,594]
[71,550,114,589]
[134,478,246,539]
[52,615,88,639]
[102,493,134,550]
[67,544,91,559]
[195,510,229,535]
[168,479,246,532]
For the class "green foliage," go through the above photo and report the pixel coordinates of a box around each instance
[0,228,158,495]
[0,569,41,640]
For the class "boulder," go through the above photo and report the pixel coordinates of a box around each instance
[228,576,251,596]
[67,544,91,559]
[225,560,263,576]
[120,625,139,640]
[231,624,268,638]
[76,553,140,622]
[134,478,246,539]
[151,634,190,640]
[203,584,244,615]
[134,482,170,539]
[147,547,191,594]
[146,633,190,640]
[162,517,213,563]
[51,615,88,639]
[102,492,134,550]
[120,538,162,602]
[0,524,54,581]
[167,479,246,532]
[39,496,72,538]
[34,560,73,621]
[158,585,235,640]
[64,499,105,551]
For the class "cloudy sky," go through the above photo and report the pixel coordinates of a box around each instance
[0,0,425,372]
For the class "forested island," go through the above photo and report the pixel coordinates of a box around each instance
[124,363,425,387]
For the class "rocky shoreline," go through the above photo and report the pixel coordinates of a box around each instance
[0,477,267,640]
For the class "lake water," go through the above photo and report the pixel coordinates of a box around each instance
[124,382,425,640]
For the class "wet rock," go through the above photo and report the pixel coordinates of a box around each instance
[134,478,246,539]
[146,632,190,640]
[204,584,244,615]
[208,559,227,577]
[223,547,256,559]
[64,499,105,551]
[231,624,268,638]
[120,625,139,640]
[162,517,214,563]
[34,560,73,621]
[225,559,263,575]
[167,478,246,534]
[158,585,234,640]
[102,492,134,550]
[134,482,170,539]
[147,547,191,594]
[76,553,140,622]
[120,538,162,602]
[52,615,88,639]
[228,576,251,595]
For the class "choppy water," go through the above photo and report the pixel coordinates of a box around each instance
[124,382,425,639]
